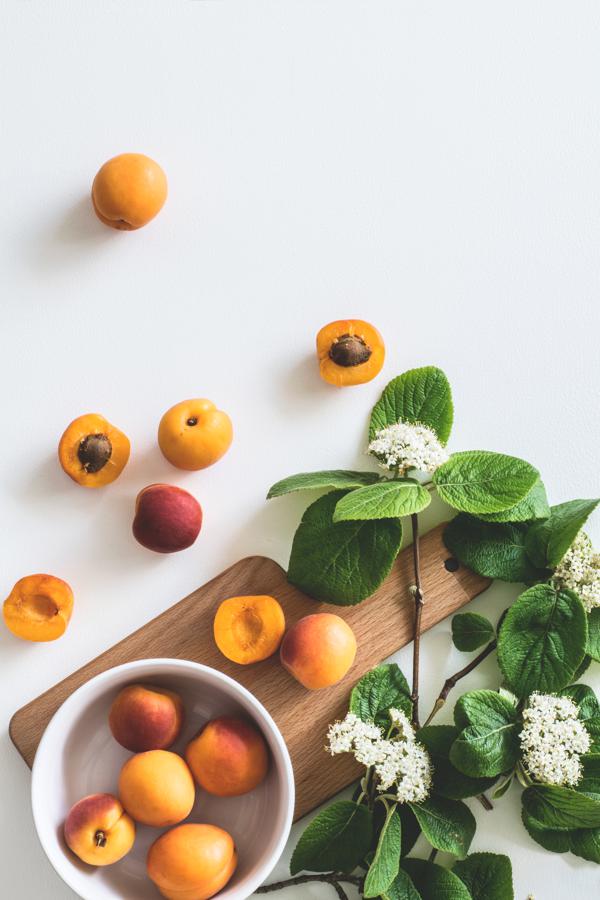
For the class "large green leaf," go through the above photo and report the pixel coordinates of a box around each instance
[496,584,588,697]
[398,803,421,858]
[381,869,423,900]
[477,479,550,523]
[588,608,600,663]
[408,796,475,858]
[369,366,454,444]
[363,805,402,897]
[451,613,495,652]
[453,852,514,900]
[290,800,373,874]
[402,859,472,900]
[525,498,599,568]
[450,691,520,778]
[433,451,539,515]
[418,725,497,799]
[578,755,600,798]
[350,663,412,725]
[444,515,545,583]
[521,809,572,853]
[522,784,600,830]
[334,479,431,522]
[559,684,600,752]
[569,826,600,863]
[287,490,402,604]
[267,469,380,498]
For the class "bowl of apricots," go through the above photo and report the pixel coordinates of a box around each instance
[31,659,294,900]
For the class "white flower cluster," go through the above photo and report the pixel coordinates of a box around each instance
[327,710,432,804]
[520,693,591,786]
[553,531,600,612]
[367,420,449,475]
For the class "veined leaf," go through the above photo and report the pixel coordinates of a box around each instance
[450,690,520,778]
[334,479,430,521]
[588,608,600,663]
[380,868,422,900]
[408,796,475,858]
[363,805,402,897]
[559,684,600,752]
[402,859,472,900]
[521,808,572,854]
[290,800,373,874]
[350,663,412,725]
[369,366,454,444]
[522,784,600,830]
[444,515,546,583]
[525,498,599,569]
[418,725,497,799]
[267,469,380,498]
[453,852,514,900]
[451,612,495,652]
[477,478,550,523]
[433,451,539,515]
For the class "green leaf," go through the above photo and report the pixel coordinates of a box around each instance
[418,725,497,799]
[267,469,380,498]
[451,612,495,652]
[525,498,599,568]
[573,654,592,681]
[381,868,423,900]
[290,800,373,875]
[450,691,520,778]
[398,803,421,857]
[521,809,572,853]
[444,515,546,583]
[433,451,539,515]
[350,663,412,725]
[522,784,600,829]
[588,609,600,663]
[363,805,402,897]
[477,479,550,523]
[569,826,600,863]
[369,366,454,444]
[453,852,514,900]
[408,796,475,858]
[497,584,588,696]
[287,490,402,605]
[559,684,600,752]
[402,859,472,900]
[334,480,431,522]
[578,755,600,798]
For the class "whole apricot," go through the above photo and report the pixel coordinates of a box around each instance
[3,574,74,642]
[147,823,237,900]
[132,484,202,553]
[158,399,233,471]
[119,750,195,827]
[92,153,167,230]
[64,793,135,867]
[185,716,269,797]
[213,595,285,665]
[58,413,130,488]
[280,613,357,689]
[317,319,385,386]
[109,684,184,752]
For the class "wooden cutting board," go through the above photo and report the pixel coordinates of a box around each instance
[9,524,490,821]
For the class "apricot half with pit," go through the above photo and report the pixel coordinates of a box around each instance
[3,574,74,642]
[64,793,135,867]
[58,413,130,488]
[92,153,167,230]
[147,823,237,900]
[185,716,269,798]
[158,399,233,471]
[317,319,385,386]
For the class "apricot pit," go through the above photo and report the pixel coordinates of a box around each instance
[59,413,130,487]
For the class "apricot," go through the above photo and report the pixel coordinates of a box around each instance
[317,319,385,386]
[58,413,130,488]
[280,613,357,689]
[214,595,285,665]
[119,750,195,827]
[3,574,74,642]
[185,716,269,798]
[64,793,135,867]
[158,399,233,471]
[92,153,167,230]
[132,484,202,553]
[109,684,184,752]
[147,823,237,900]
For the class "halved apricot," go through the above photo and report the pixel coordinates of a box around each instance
[317,319,385,386]
[213,595,285,665]
[3,574,74,642]
[58,413,130,487]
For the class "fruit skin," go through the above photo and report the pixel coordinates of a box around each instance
[58,413,130,488]
[185,716,269,798]
[317,319,385,386]
[213,594,285,665]
[3,574,74,642]
[132,484,202,553]
[119,750,195,827]
[147,823,237,900]
[64,793,135,867]
[280,613,357,689]
[109,684,184,752]
[92,153,167,230]
[158,399,233,471]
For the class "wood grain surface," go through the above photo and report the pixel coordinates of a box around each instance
[10,524,490,820]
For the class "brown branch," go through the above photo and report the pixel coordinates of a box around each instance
[422,639,497,727]
[410,513,425,729]
[255,874,363,895]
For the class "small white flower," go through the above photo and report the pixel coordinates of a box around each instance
[553,531,600,612]
[367,420,449,475]
[520,693,591,786]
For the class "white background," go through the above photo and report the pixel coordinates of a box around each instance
[1,2,600,898]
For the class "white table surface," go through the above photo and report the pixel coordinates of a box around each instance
[2,2,600,898]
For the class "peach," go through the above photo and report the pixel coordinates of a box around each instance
[92,153,167,230]
[147,823,237,900]
[3,574,74,642]
[109,684,184,752]
[185,716,269,797]
[132,484,202,553]
[119,750,195,827]
[64,793,135,866]
[280,613,357,690]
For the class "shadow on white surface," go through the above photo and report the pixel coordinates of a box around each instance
[28,196,117,273]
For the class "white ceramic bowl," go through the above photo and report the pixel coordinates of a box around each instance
[31,659,295,900]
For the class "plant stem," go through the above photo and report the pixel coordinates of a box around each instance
[410,513,425,729]
[422,639,497,727]
[255,874,363,895]
[478,792,494,810]
[428,847,438,863]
